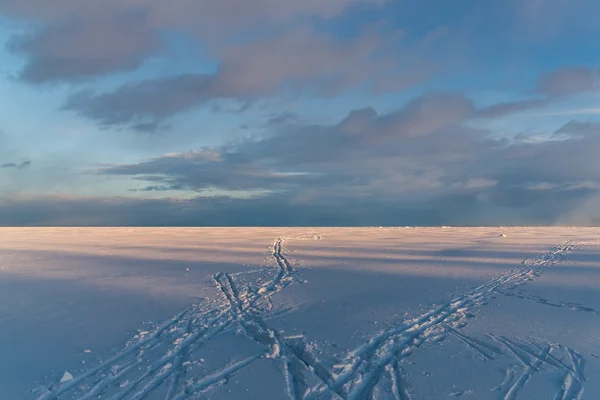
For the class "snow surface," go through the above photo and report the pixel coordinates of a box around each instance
[0,227,599,399]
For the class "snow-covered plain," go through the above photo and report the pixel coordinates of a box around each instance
[1,227,599,399]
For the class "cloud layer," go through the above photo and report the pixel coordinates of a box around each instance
[76,93,600,225]
[2,0,600,225]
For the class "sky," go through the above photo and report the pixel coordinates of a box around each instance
[1,0,600,226]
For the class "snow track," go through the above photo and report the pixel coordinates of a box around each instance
[310,241,587,400]
[36,238,596,399]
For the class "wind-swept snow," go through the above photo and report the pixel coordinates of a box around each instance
[0,227,599,399]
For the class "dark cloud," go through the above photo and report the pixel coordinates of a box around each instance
[2,174,596,226]
[0,194,436,226]
[3,107,600,225]
[85,96,600,226]
[1,160,31,169]
[98,148,320,192]
[1,189,590,227]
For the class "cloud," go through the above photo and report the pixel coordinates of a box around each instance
[64,61,600,132]
[337,92,474,139]
[526,182,558,191]
[63,74,216,127]
[6,0,597,133]
[63,25,411,130]
[97,148,317,192]
[0,191,557,226]
[90,92,485,199]
[472,65,600,122]
[511,0,599,41]
[472,67,600,120]
[0,193,449,226]
[3,111,600,225]
[0,180,592,226]
[1,160,31,169]
[527,180,600,192]
[84,105,600,226]
[8,9,161,83]
[474,99,548,119]
[557,193,600,225]
[3,0,387,84]
[537,66,600,97]
[375,92,474,138]
[461,178,498,190]
[479,122,600,193]
[92,98,466,195]
[556,120,600,137]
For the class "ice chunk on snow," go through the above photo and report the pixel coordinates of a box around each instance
[59,371,73,383]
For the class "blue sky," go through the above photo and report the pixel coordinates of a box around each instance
[1,0,600,225]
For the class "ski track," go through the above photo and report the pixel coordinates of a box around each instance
[503,345,551,400]
[35,238,597,400]
[498,289,599,315]
[445,326,503,361]
[387,361,412,400]
[307,240,593,400]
